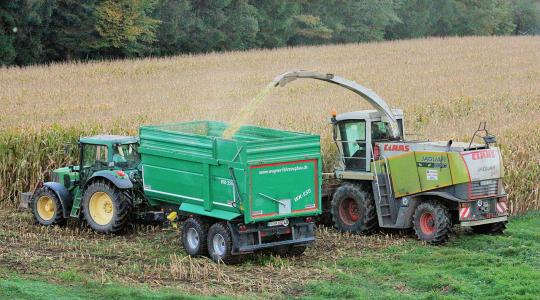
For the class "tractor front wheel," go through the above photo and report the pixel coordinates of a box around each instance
[413,201,451,245]
[31,187,65,226]
[471,222,507,234]
[82,180,132,234]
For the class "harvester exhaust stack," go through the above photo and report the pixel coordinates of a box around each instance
[273,70,401,139]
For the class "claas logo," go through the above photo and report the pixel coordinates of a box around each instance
[472,149,497,160]
[383,144,410,151]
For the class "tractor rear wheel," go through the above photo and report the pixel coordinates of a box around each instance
[413,201,451,245]
[182,217,208,257]
[471,222,507,234]
[82,180,132,234]
[331,184,378,234]
[31,187,65,226]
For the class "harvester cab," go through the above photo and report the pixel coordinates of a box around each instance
[274,70,508,244]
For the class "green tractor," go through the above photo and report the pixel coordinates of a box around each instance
[28,135,141,233]
[274,71,509,244]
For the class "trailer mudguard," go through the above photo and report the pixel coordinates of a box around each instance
[87,170,133,189]
[43,182,73,218]
[179,202,241,220]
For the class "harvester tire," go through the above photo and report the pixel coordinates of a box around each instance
[31,187,65,226]
[207,222,242,264]
[471,222,507,234]
[413,201,451,245]
[82,180,132,234]
[331,183,378,234]
[182,217,208,257]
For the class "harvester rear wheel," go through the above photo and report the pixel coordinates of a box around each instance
[413,201,451,245]
[471,222,507,234]
[182,217,208,257]
[331,184,378,234]
[207,222,243,264]
[82,180,132,234]
[31,187,65,226]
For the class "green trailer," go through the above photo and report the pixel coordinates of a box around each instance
[23,121,321,263]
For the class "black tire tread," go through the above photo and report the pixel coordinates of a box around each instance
[207,222,242,264]
[331,183,378,234]
[471,222,507,234]
[412,201,451,245]
[182,217,209,256]
[81,180,132,234]
[31,187,65,226]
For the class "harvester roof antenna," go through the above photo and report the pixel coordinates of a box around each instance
[272,70,401,139]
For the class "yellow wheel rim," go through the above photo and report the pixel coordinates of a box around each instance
[37,196,56,221]
[89,192,114,226]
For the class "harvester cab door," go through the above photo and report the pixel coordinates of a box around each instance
[337,120,369,172]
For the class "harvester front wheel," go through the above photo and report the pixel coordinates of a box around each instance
[182,217,208,257]
[331,184,378,234]
[413,201,451,245]
[207,222,242,264]
[471,222,507,234]
[31,187,65,226]
[82,180,132,234]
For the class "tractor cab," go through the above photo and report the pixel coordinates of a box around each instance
[77,135,140,185]
[332,109,404,174]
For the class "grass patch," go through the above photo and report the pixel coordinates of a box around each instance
[303,212,540,299]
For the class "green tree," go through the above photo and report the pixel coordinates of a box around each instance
[251,0,299,48]
[0,3,17,66]
[511,0,540,34]
[222,0,259,50]
[44,0,99,62]
[93,0,160,57]
[152,0,194,56]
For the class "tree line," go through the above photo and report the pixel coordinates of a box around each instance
[1,0,539,67]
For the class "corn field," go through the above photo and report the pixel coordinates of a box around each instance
[1,36,539,214]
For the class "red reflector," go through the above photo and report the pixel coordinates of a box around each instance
[305,217,314,223]
[238,225,247,232]
[283,227,291,234]
[260,231,267,237]
[116,170,126,177]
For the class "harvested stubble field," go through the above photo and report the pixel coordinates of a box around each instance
[1,36,540,299]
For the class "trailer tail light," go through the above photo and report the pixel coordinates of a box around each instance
[305,217,314,223]
[459,202,471,220]
[373,145,380,160]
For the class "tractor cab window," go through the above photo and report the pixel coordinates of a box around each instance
[113,143,140,169]
[82,144,109,169]
[338,120,367,171]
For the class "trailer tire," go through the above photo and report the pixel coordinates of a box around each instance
[31,187,65,226]
[82,180,132,234]
[331,184,378,234]
[413,201,451,245]
[207,222,242,264]
[182,217,208,257]
[471,222,507,234]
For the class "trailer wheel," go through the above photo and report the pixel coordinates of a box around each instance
[331,184,378,234]
[207,222,242,264]
[471,222,507,234]
[182,217,208,257]
[82,180,132,234]
[413,201,451,245]
[31,187,65,226]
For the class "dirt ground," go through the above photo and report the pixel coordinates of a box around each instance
[0,208,408,298]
